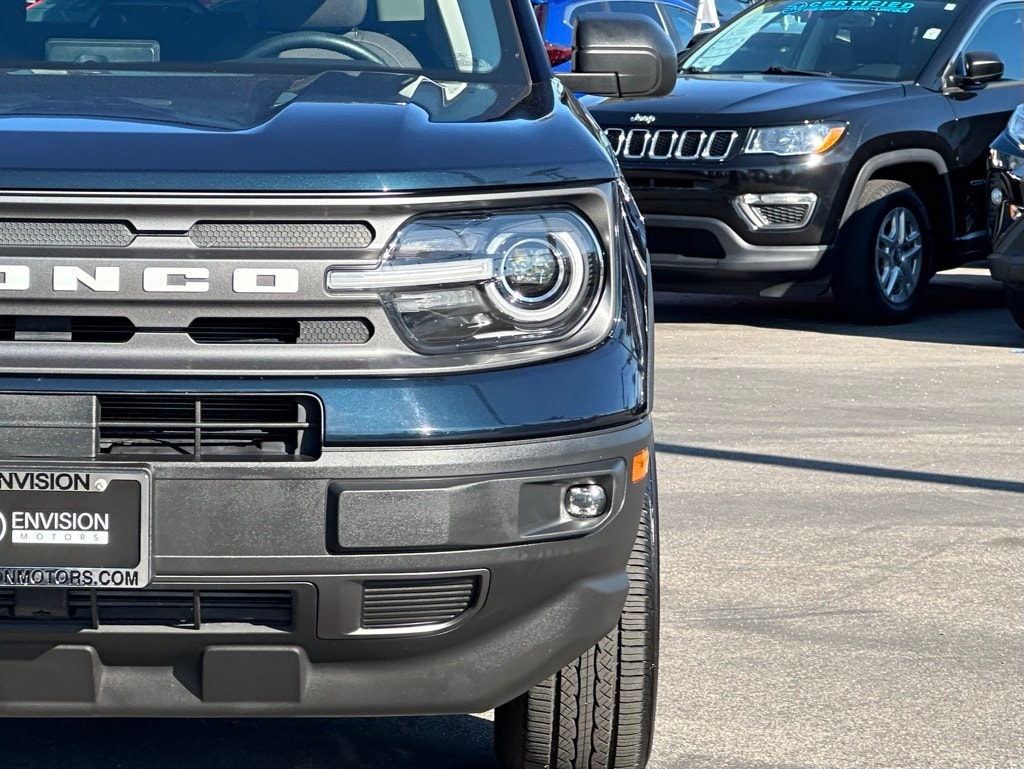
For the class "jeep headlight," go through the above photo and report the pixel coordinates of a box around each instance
[326,211,603,352]
[745,122,846,156]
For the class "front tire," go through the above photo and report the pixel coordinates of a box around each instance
[494,472,660,769]
[832,179,932,323]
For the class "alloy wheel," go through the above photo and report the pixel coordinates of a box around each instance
[874,206,923,306]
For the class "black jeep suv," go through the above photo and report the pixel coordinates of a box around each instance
[585,0,1024,321]
[0,2,677,767]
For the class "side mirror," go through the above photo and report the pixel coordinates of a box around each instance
[556,13,677,98]
[958,50,1005,86]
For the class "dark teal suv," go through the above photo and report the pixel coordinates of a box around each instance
[0,2,675,767]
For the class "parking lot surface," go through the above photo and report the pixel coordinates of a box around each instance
[2,270,1021,769]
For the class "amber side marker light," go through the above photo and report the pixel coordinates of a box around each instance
[632,448,650,484]
[815,126,846,154]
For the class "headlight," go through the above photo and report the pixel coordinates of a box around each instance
[745,122,846,156]
[1007,104,1024,148]
[326,211,604,352]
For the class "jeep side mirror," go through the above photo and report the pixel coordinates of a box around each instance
[556,13,677,98]
[958,50,1005,86]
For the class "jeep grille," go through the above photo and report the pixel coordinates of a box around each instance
[605,128,741,161]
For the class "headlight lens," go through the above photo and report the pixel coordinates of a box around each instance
[326,211,603,352]
[745,122,846,156]
[1007,104,1024,148]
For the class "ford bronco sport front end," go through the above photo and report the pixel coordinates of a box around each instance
[0,2,676,767]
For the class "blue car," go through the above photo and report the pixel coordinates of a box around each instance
[534,0,705,67]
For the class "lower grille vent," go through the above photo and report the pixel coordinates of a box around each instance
[0,316,133,343]
[98,394,322,460]
[187,318,372,345]
[0,589,294,630]
[361,577,479,630]
[760,204,809,225]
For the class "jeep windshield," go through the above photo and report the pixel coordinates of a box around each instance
[680,0,966,81]
[0,0,530,128]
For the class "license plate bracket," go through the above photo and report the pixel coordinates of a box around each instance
[0,467,151,589]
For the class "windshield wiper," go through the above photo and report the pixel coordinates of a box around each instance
[679,66,705,74]
[761,65,831,77]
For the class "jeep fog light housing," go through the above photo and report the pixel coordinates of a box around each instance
[745,122,846,156]
[326,211,603,352]
[734,192,818,230]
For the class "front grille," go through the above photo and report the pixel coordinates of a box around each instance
[361,576,479,630]
[97,394,322,460]
[605,128,741,161]
[188,222,373,249]
[0,219,134,247]
[0,589,293,630]
[187,318,372,345]
[0,316,134,343]
[0,317,371,346]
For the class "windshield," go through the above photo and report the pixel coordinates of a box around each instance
[13,0,523,76]
[680,0,966,81]
[0,0,529,128]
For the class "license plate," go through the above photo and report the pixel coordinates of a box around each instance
[0,468,151,589]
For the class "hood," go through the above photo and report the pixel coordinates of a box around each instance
[584,74,905,127]
[0,70,614,193]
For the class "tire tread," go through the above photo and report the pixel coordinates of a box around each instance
[495,473,659,769]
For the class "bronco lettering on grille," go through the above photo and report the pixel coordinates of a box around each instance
[0,266,300,294]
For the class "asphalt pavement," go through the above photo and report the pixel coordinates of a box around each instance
[2,269,1021,769]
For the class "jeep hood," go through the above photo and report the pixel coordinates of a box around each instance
[584,74,906,127]
[0,70,614,192]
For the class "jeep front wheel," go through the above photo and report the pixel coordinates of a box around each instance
[493,472,659,769]
[832,179,932,323]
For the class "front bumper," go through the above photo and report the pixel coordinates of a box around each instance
[0,419,652,717]
[988,217,1024,286]
[643,213,830,295]
[988,141,1024,287]
[620,152,846,295]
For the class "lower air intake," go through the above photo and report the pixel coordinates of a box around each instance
[97,394,322,460]
[0,589,294,630]
[361,576,479,630]
[756,204,812,226]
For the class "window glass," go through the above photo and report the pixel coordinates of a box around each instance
[568,1,610,26]
[681,0,968,81]
[11,0,523,78]
[1,0,530,131]
[662,5,698,45]
[607,0,665,23]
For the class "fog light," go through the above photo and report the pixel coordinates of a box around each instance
[991,186,1004,207]
[565,484,608,519]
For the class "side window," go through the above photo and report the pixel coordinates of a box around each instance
[961,4,1024,81]
[607,0,665,23]
[661,5,698,45]
[568,1,610,28]
[607,0,679,45]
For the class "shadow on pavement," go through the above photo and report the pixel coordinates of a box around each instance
[653,270,1023,348]
[655,443,1024,494]
[0,715,498,769]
